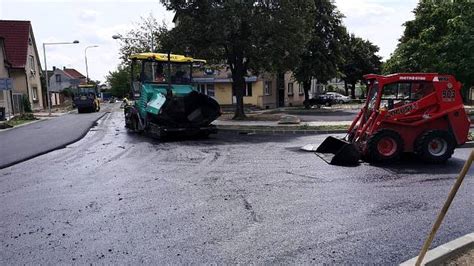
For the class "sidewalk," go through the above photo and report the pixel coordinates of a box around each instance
[213,119,352,127]
[33,107,73,119]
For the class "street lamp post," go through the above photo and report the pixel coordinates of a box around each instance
[43,40,80,116]
[112,34,154,52]
[84,45,99,84]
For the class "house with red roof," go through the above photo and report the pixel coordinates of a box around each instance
[0,20,44,111]
[0,37,12,119]
[49,66,86,92]
[48,66,86,105]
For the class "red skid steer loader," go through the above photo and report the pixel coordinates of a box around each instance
[313,73,470,165]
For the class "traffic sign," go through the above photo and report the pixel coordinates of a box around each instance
[0,78,13,90]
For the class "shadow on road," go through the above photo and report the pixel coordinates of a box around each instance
[123,130,328,146]
[371,154,468,176]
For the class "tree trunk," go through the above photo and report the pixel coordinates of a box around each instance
[303,80,311,109]
[344,80,349,96]
[232,58,246,120]
[350,82,356,99]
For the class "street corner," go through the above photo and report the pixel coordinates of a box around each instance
[278,115,301,125]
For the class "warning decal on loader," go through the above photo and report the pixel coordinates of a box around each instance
[388,103,418,116]
[442,87,455,102]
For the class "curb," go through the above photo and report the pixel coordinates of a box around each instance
[0,112,108,169]
[217,126,347,135]
[0,119,43,132]
[400,233,474,265]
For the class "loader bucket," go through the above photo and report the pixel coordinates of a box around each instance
[315,136,360,166]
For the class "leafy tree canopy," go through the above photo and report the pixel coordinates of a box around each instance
[117,14,169,64]
[106,65,130,98]
[340,33,381,98]
[161,0,315,119]
[384,0,474,92]
[293,0,346,88]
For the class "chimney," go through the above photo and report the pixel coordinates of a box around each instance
[52,66,56,71]
[63,66,66,70]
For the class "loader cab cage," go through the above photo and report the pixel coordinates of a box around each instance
[379,81,435,110]
[365,79,436,111]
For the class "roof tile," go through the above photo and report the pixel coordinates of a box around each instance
[0,20,31,68]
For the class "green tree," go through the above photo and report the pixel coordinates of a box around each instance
[340,34,381,99]
[117,14,169,64]
[161,0,314,119]
[106,66,130,98]
[384,0,474,95]
[293,0,346,107]
[21,95,32,113]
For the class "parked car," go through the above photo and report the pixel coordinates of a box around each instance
[325,92,351,104]
[303,94,333,108]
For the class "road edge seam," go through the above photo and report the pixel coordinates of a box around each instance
[217,127,348,135]
[400,232,474,265]
[0,119,44,132]
[0,112,108,170]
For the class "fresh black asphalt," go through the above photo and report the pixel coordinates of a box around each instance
[0,109,108,169]
[0,106,473,264]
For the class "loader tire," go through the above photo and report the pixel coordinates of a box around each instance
[367,129,403,163]
[415,130,455,163]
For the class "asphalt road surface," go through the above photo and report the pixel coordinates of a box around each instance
[0,105,111,169]
[1,107,473,264]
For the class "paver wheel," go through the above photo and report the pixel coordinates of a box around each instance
[130,116,139,132]
[415,130,455,163]
[367,129,403,163]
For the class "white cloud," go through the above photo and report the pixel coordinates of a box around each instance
[4,0,417,82]
[2,1,174,82]
[336,0,396,17]
[335,0,418,60]
[78,9,100,22]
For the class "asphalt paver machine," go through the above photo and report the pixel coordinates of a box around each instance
[124,53,221,138]
[313,73,470,165]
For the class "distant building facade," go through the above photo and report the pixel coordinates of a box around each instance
[48,67,86,106]
[193,66,278,109]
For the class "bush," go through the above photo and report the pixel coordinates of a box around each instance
[11,113,36,121]
[62,87,74,98]
[21,94,32,113]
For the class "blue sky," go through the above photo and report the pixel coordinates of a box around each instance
[0,0,418,83]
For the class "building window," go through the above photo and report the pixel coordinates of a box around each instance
[29,56,35,71]
[55,74,61,82]
[32,87,38,102]
[264,81,272,96]
[299,83,304,95]
[245,82,252,97]
[207,84,215,97]
[197,84,215,97]
[288,82,294,96]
